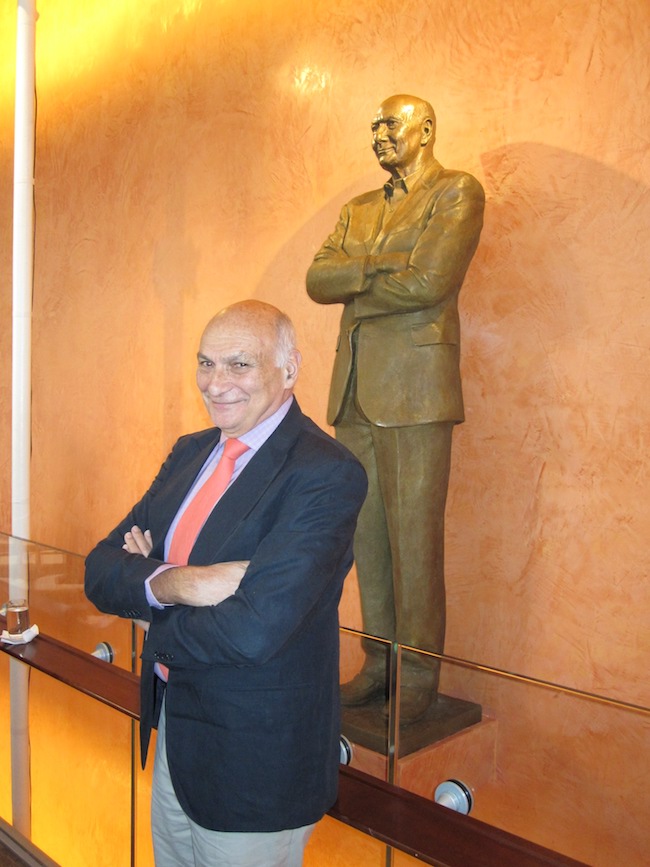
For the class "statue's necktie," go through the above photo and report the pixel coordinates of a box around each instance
[167,437,250,566]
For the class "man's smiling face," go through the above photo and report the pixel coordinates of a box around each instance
[196,307,299,438]
[371,96,431,177]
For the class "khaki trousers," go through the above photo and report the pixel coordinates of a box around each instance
[151,701,315,866]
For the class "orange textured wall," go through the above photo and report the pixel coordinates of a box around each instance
[0,0,649,861]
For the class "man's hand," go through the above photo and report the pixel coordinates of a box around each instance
[121,527,154,629]
[123,526,153,557]
[123,525,249,607]
[365,251,410,275]
[150,561,250,607]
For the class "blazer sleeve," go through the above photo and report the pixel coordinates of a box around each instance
[306,202,369,304]
[84,433,206,620]
[141,451,368,671]
[354,171,485,318]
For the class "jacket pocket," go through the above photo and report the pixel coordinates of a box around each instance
[410,320,457,346]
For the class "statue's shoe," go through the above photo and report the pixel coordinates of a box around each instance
[340,672,386,706]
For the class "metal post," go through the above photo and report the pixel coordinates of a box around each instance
[10,0,37,839]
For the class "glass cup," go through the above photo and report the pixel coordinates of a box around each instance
[6,599,30,635]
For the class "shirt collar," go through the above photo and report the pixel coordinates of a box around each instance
[383,166,424,198]
[219,395,294,453]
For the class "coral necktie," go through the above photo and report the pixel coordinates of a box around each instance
[167,437,250,566]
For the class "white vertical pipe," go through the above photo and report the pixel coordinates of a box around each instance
[10,0,37,839]
[12,3,35,540]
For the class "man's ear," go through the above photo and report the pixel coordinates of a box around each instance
[285,350,302,384]
[421,117,434,146]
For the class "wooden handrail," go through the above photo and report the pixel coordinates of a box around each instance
[1,627,590,867]
[331,765,589,867]
[1,626,139,719]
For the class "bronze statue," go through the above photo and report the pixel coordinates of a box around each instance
[306,94,485,723]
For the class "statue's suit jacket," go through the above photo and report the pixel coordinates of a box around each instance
[307,160,485,427]
[84,400,367,833]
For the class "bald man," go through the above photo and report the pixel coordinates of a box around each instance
[307,95,485,724]
[85,300,367,866]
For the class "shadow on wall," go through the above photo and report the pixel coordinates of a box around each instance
[447,142,650,687]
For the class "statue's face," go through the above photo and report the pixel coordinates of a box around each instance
[371,98,426,174]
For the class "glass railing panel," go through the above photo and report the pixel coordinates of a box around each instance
[338,630,650,865]
[0,533,133,672]
[0,654,10,823]
[339,570,647,717]
[13,538,646,865]
[386,647,650,867]
[340,629,393,776]
[28,668,133,867]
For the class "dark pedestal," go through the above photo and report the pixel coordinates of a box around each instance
[342,693,482,757]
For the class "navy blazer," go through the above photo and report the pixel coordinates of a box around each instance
[85,400,367,832]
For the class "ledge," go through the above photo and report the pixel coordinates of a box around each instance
[1,626,139,719]
[332,765,589,867]
[2,626,588,867]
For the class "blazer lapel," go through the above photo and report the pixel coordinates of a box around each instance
[188,401,305,565]
[350,194,387,253]
[371,160,445,250]
[149,429,221,560]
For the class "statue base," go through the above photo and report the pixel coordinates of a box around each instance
[341,693,482,757]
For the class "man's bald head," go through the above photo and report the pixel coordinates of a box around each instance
[204,300,297,367]
[197,300,301,437]
[371,94,436,177]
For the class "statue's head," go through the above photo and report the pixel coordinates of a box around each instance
[371,94,436,177]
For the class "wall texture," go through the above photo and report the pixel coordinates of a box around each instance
[1,0,649,863]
